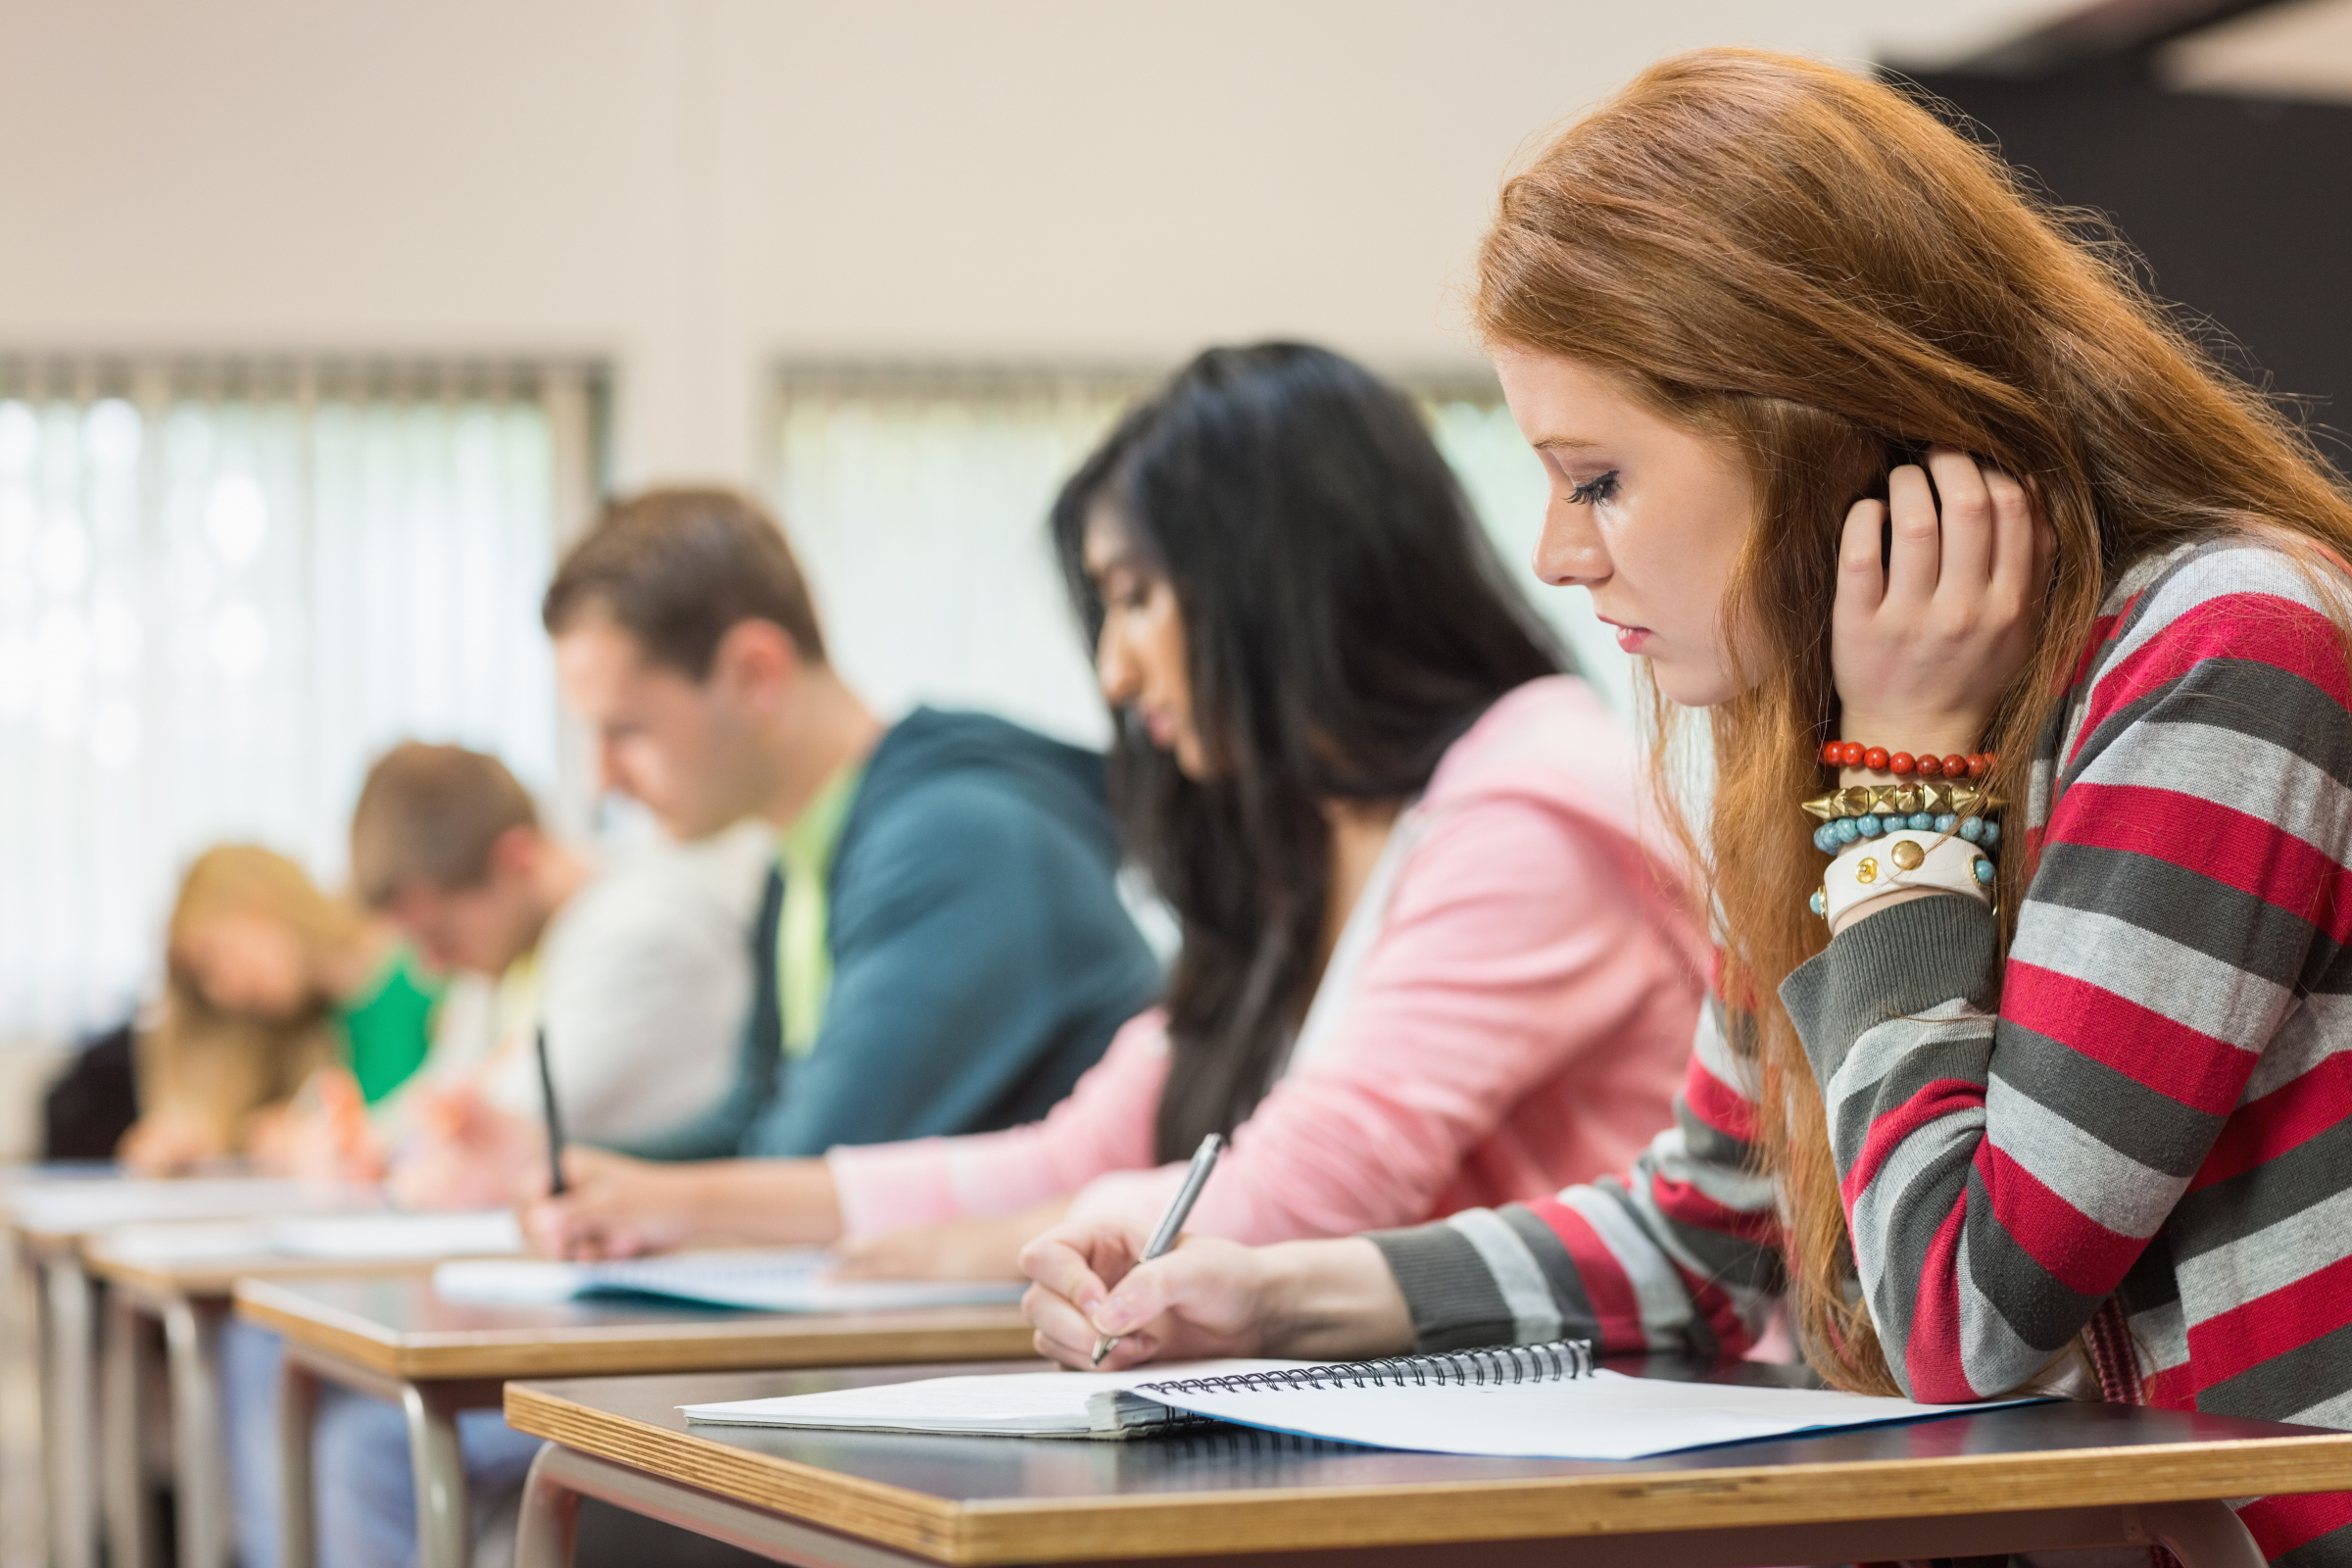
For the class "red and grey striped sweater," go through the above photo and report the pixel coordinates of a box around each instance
[1367,537,2352,1566]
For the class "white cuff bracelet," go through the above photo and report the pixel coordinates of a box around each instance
[1819,830,1994,929]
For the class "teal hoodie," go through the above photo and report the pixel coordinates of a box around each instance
[622,707,1160,1160]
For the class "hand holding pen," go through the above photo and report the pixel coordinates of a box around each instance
[1092,1132,1224,1365]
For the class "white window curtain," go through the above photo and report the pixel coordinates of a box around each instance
[0,359,599,1041]
[768,365,1635,752]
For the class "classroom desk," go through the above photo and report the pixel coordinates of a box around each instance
[234,1272,1040,1568]
[3,1176,379,1568]
[84,1242,477,1568]
[500,1360,2352,1568]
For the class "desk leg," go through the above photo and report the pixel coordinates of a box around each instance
[40,1254,98,1568]
[99,1292,158,1568]
[403,1380,473,1568]
[514,1443,933,1568]
[163,1298,227,1568]
[275,1352,320,1568]
[2141,1499,2267,1568]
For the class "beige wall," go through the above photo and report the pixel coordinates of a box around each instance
[0,0,2078,488]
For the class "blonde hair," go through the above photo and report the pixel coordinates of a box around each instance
[1473,49,2352,1391]
[142,845,365,1153]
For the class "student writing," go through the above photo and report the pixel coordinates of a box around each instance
[528,344,1706,1277]
[1019,51,2352,1566]
[120,844,439,1175]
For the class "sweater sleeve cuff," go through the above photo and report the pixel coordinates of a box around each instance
[1778,893,2000,1090]
[1365,1222,1517,1352]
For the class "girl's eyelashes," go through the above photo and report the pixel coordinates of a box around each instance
[1567,469,1620,508]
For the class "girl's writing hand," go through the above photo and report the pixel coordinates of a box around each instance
[1018,1216,1278,1371]
[1833,447,2053,759]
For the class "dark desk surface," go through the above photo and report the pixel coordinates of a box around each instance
[506,1359,2352,1565]
[233,1273,1038,1381]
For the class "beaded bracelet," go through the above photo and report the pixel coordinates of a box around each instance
[1818,742,1996,780]
[1812,811,2002,857]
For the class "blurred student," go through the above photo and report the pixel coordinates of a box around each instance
[118,844,439,1175]
[220,747,768,1568]
[297,487,1158,1568]
[522,485,1160,1176]
[343,741,769,1205]
[527,344,1705,1278]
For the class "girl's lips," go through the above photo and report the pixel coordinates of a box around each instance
[1612,624,1652,654]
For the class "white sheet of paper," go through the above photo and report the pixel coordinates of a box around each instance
[95,1220,276,1262]
[11,1178,381,1233]
[432,1249,1024,1313]
[1135,1367,2039,1459]
[680,1360,1316,1435]
[266,1209,522,1259]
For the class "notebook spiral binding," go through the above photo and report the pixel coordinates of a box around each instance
[1139,1339,1594,1396]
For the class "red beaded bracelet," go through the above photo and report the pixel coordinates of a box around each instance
[1819,741,1995,780]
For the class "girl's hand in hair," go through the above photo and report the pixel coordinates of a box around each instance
[1018,1217,1413,1372]
[1833,448,2053,760]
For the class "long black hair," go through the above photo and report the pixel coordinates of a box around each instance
[1051,343,1566,1161]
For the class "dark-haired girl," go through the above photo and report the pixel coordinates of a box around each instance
[528,342,1705,1274]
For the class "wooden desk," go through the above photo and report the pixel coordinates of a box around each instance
[84,1241,470,1568]
[234,1273,1038,1568]
[501,1361,2352,1568]
[3,1176,378,1568]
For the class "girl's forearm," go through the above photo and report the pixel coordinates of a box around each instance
[1256,1238,1416,1359]
[674,1157,844,1246]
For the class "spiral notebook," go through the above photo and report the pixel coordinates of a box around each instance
[683,1341,2042,1457]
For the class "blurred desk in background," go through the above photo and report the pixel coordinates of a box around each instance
[85,1209,522,1568]
[236,1272,1038,1568]
[2,1175,380,1568]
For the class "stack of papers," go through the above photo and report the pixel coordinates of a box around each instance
[431,1249,1028,1314]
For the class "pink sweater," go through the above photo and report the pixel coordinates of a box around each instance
[826,676,1708,1245]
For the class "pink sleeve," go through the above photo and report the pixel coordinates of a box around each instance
[1096,796,1688,1246]
[824,1011,1170,1236]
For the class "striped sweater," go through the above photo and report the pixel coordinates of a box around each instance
[1367,538,2352,1566]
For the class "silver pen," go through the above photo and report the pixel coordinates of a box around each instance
[1092,1132,1224,1366]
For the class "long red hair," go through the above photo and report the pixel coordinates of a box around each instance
[1473,48,2352,1393]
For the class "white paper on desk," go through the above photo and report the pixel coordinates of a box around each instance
[96,1219,276,1262]
[681,1360,1316,1437]
[1132,1368,2047,1460]
[91,1209,521,1264]
[432,1249,1026,1313]
[265,1209,522,1259]
[11,1178,381,1233]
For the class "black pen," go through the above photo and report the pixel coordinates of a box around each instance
[1093,1132,1224,1366]
[534,1023,567,1197]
